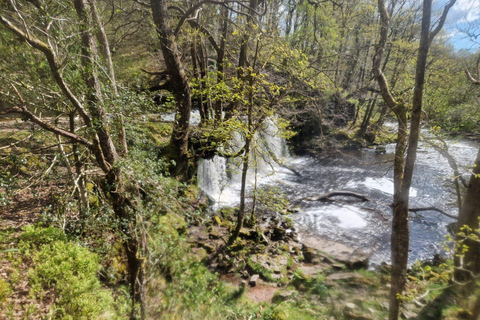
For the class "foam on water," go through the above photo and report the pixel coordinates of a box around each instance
[302,204,368,229]
[359,177,417,197]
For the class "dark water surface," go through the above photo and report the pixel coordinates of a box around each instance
[280,138,479,266]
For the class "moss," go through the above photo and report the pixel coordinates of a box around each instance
[247,257,275,282]
[270,302,318,320]
[29,240,126,319]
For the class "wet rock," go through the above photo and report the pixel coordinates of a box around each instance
[272,290,296,303]
[288,231,299,241]
[375,145,386,154]
[365,132,376,144]
[249,274,259,287]
[287,206,301,214]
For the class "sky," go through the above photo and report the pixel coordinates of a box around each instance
[444,0,480,51]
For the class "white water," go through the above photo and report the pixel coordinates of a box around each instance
[197,118,291,208]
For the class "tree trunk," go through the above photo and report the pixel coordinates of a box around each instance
[455,149,480,280]
[74,1,145,317]
[373,1,455,319]
[150,0,192,179]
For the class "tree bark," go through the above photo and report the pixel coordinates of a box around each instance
[150,0,192,179]
[455,149,480,280]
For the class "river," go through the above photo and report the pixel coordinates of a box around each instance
[198,125,479,266]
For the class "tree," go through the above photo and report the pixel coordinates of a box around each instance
[0,1,146,318]
[454,55,480,280]
[150,0,192,179]
[372,0,456,319]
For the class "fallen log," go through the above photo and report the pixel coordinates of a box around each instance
[408,206,457,220]
[304,191,370,202]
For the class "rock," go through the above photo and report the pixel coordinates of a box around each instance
[375,145,386,154]
[325,272,364,286]
[298,265,326,278]
[209,230,220,239]
[344,313,373,320]
[333,263,344,270]
[271,274,282,280]
[291,246,301,255]
[229,240,247,252]
[198,242,214,253]
[344,302,357,312]
[239,228,258,240]
[272,227,286,241]
[302,246,316,263]
[272,290,296,303]
[249,274,259,287]
[400,308,418,319]
[302,237,370,269]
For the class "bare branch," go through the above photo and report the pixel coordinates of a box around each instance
[0,14,92,127]
[173,0,265,36]
[7,85,93,147]
[428,0,457,46]
[409,206,458,220]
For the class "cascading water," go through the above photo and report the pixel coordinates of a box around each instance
[197,118,291,208]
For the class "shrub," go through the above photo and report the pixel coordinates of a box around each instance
[29,239,124,319]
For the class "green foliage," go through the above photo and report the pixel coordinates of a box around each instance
[19,225,67,251]
[254,186,289,214]
[0,277,10,304]
[29,240,124,319]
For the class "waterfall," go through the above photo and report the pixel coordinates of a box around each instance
[197,118,290,207]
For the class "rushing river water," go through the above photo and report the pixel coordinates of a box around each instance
[198,125,479,266]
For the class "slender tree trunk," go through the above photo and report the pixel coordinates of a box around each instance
[373,1,455,319]
[228,137,251,245]
[215,6,229,122]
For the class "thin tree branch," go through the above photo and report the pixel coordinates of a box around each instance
[0,14,93,127]
[428,0,457,46]
[6,85,93,147]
